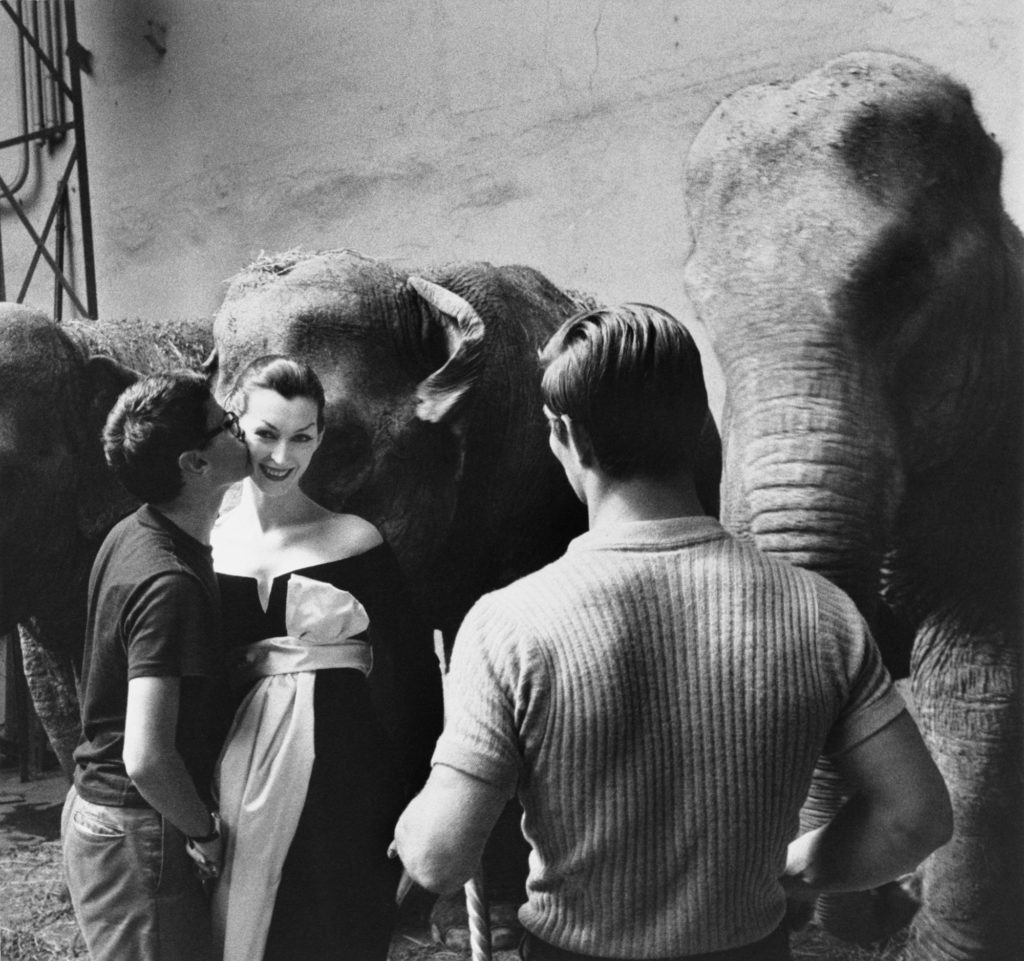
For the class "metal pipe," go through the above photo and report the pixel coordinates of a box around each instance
[63,0,96,317]
[53,181,66,321]
[1,0,74,101]
[9,150,73,298]
[0,215,6,301]
[30,0,46,133]
[0,123,74,152]
[41,0,61,146]
[0,0,95,317]
[3,0,31,195]
[1,156,90,317]
[51,0,66,131]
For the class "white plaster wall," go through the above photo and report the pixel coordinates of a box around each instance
[3,0,1023,415]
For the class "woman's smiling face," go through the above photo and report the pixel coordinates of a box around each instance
[238,387,323,497]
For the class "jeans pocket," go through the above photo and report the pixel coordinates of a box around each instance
[72,802,127,840]
[142,816,167,893]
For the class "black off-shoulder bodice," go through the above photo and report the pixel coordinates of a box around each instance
[218,555,376,650]
[215,541,442,961]
[216,542,442,791]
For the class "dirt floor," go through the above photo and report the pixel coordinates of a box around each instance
[0,768,906,961]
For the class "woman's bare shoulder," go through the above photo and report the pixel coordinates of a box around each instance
[317,511,384,556]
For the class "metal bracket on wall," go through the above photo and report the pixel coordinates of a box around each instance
[0,0,97,320]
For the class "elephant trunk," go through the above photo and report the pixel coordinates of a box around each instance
[19,623,79,779]
[720,355,914,944]
[720,352,900,620]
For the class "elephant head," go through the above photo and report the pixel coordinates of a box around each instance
[0,306,213,775]
[208,250,591,641]
[0,304,138,772]
[684,53,1022,959]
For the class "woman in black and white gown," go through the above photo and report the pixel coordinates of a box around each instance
[210,355,442,961]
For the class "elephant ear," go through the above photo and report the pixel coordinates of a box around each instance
[407,276,485,424]
[76,354,141,541]
[83,354,139,433]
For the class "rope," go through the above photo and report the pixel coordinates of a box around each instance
[465,869,492,961]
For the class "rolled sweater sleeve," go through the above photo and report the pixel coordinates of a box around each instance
[820,585,906,757]
[431,597,522,798]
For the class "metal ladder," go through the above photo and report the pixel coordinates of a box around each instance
[1,0,97,320]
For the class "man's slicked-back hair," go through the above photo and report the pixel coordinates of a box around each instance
[103,371,212,504]
[225,355,326,431]
[539,303,708,479]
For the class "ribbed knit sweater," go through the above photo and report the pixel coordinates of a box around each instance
[433,516,903,958]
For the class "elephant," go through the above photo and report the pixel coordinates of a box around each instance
[207,249,720,647]
[0,303,213,776]
[207,249,723,942]
[6,257,722,945]
[683,52,1022,960]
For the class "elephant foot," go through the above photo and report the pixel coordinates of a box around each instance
[816,877,920,947]
[430,892,522,951]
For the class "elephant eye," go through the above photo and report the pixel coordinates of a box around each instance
[838,219,930,340]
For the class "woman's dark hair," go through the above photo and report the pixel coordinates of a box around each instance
[226,355,326,431]
[102,370,212,504]
[539,303,708,479]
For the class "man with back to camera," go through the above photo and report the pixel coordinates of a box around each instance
[62,371,249,961]
[393,303,953,961]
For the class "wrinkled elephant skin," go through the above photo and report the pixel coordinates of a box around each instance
[684,53,1022,960]
[210,250,723,934]
[211,252,720,640]
[208,251,606,935]
[211,251,596,642]
[0,305,211,776]
[0,305,138,774]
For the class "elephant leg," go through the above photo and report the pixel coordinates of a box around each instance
[908,632,1022,961]
[19,621,80,780]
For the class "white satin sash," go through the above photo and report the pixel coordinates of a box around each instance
[211,575,371,961]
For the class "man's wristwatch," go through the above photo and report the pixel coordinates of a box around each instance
[187,811,221,844]
[186,812,223,880]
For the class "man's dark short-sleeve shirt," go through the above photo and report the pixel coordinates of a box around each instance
[73,505,231,806]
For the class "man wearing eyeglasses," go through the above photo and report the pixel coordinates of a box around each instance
[62,371,249,961]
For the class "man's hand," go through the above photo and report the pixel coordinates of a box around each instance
[781,828,819,901]
[387,841,416,905]
[186,811,224,880]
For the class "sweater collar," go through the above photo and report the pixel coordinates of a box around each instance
[568,514,727,553]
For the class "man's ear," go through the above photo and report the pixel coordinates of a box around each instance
[178,449,207,477]
[563,417,595,468]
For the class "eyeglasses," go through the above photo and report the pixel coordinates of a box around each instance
[201,410,244,445]
[543,406,567,436]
